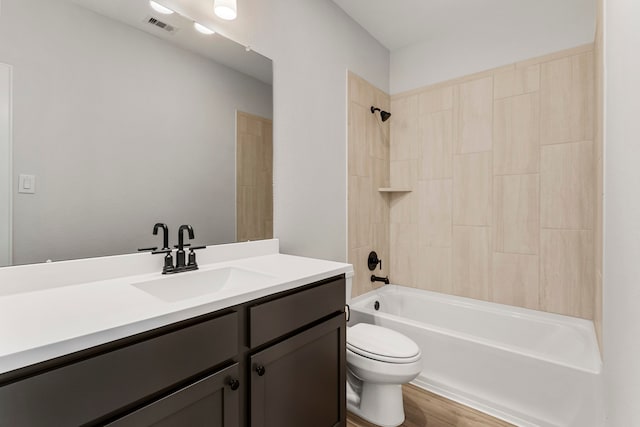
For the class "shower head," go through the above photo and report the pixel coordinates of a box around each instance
[370,106,392,122]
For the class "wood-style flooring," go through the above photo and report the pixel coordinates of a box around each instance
[346,384,514,427]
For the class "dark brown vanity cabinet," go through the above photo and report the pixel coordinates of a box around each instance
[248,277,346,427]
[0,274,346,427]
[107,364,241,427]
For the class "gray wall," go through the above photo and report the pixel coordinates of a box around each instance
[604,0,640,424]
[0,0,272,264]
[389,0,596,94]
[0,64,10,266]
[244,0,390,262]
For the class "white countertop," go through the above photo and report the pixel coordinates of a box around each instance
[0,252,352,375]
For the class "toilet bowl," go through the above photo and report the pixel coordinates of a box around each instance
[344,274,422,426]
[345,323,423,427]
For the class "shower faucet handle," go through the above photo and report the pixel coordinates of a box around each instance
[368,251,382,271]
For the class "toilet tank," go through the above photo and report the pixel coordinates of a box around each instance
[345,271,354,305]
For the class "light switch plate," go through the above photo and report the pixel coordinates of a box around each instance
[18,174,36,194]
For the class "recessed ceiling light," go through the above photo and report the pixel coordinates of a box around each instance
[214,0,237,21]
[149,1,173,15]
[193,22,215,35]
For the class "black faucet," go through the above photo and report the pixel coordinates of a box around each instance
[368,251,389,284]
[153,223,170,250]
[150,223,174,274]
[136,223,169,253]
[176,225,195,269]
[371,275,390,285]
[149,224,205,274]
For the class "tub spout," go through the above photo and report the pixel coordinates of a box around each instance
[371,275,389,284]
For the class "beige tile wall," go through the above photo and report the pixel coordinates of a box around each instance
[347,72,391,297]
[236,111,273,242]
[388,45,598,319]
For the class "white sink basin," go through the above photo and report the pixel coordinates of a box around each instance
[131,267,274,302]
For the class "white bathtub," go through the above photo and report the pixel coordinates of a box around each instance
[348,285,603,427]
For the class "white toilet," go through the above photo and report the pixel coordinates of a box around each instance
[345,277,423,427]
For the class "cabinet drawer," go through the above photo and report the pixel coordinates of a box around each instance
[107,363,240,427]
[249,276,344,348]
[0,312,238,427]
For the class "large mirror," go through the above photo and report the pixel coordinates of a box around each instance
[0,0,273,267]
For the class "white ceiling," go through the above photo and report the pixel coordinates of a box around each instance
[332,0,596,52]
[72,0,272,84]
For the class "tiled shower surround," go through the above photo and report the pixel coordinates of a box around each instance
[348,43,599,324]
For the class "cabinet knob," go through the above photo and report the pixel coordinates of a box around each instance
[255,365,266,376]
[228,378,240,391]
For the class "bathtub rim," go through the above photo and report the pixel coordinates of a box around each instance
[349,285,602,375]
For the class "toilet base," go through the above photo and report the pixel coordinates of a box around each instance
[347,381,405,427]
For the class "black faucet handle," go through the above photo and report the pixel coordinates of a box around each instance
[368,251,383,271]
[151,248,175,274]
[173,243,191,249]
[138,246,158,252]
[187,246,205,269]
[151,248,172,255]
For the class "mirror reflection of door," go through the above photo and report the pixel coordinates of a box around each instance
[0,64,11,267]
[236,111,273,242]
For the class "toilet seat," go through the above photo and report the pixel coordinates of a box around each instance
[347,323,421,364]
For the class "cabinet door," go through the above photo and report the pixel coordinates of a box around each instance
[250,314,346,427]
[108,363,240,427]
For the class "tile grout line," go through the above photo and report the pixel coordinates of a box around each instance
[538,62,543,311]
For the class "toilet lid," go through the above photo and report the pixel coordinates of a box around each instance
[347,323,421,363]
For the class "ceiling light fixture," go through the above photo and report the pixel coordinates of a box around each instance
[214,0,237,20]
[193,22,215,35]
[149,1,174,15]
